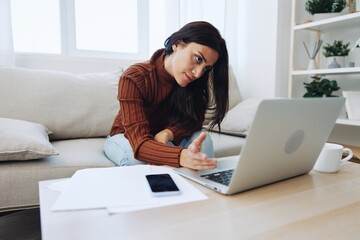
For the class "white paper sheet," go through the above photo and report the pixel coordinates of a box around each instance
[107,168,208,213]
[47,178,71,192]
[50,165,207,213]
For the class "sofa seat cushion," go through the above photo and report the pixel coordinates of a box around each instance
[210,132,246,158]
[0,134,246,212]
[0,138,115,212]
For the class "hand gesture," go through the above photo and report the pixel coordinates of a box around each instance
[179,132,217,170]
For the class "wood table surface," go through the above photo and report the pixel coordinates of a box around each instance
[39,162,360,240]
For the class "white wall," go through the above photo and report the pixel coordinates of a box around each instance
[231,0,291,99]
[237,1,277,99]
[275,0,292,97]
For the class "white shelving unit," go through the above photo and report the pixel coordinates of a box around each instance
[292,67,360,76]
[289,0,360,128]
[336,118,360,126]
[293,11,360,31]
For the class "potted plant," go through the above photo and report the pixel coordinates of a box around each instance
[305,0,347,21]
[322,40,350,68]
[303,75,340,97]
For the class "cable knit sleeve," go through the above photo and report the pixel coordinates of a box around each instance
[118,73,183,167]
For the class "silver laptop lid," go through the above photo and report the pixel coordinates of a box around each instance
[226,97,345,194]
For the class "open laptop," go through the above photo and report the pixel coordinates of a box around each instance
[173,98,345,195]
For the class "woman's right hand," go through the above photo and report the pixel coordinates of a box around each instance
[179,132,217,170]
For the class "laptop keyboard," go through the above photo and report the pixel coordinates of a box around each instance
[201,169,234,186]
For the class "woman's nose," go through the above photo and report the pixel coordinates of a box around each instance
[192,66,203,79]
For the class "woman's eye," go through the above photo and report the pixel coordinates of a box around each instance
[195,55,203,64]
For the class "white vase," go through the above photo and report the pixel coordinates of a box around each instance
[326,56,345,68]
[307,59,317,70]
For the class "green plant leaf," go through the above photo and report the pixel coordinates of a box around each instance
[322,40,350,57]
[305,0,346,14]
[303,76,341,98]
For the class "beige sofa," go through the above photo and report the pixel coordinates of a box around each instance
[0,67,248,212]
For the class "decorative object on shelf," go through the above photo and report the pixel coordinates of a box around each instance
[347,37,360,67]
[328,58,341,68]
[347,62,355,67]
[342,91,360,120]
[307,59,317,70]
[305,0,347,21]
[322,40,350,68]
[303,40,323,69]
[351,37,360,51]
[303,75,340,98]
[351,38,360,51]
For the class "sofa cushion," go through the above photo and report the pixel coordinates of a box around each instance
[228,65,242,109]
[0,118,58,161]
[204,65,242,124]
[0,67,121,140]
[0,138,116,211]
[205,98,262,137]
[210,131,246,157]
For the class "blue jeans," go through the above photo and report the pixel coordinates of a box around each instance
[104,131,214,166]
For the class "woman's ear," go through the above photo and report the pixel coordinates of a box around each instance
[172,40,184,52]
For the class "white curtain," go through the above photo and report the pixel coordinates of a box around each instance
[150,0,227,57]
[179,0,226,34]
[161,0,226,38]
[0,0,15,67]
[179,0,226,35]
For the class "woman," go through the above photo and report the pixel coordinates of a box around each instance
[104,21,229,170]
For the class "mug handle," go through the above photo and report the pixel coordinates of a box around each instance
[341,148,353,163]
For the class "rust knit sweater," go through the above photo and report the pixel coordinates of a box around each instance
[109,49,203,167]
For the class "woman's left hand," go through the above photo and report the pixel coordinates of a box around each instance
[154,129,174,144]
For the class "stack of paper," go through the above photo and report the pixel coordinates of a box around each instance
[48,165,207,213]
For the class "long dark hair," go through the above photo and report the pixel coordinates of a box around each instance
[164,21,229,131]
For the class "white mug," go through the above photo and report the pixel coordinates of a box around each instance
[313,143,353,173]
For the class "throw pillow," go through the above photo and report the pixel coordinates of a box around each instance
[0,118,59,161]
[0,67,121,140]
[205,98,263,137]
[204,65,242,124]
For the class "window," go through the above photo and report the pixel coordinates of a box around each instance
[10,0,225,59]
[11,0,61,54]
[10,0,149,58]
[74,0,138,53]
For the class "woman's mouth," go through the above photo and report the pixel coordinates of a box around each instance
[184,73,194,83]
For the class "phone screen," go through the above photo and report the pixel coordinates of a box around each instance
[145,174,180,196]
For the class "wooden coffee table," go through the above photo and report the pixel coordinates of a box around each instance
[39,163,360,240]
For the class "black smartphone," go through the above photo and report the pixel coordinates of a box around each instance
[145,173,181,196]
